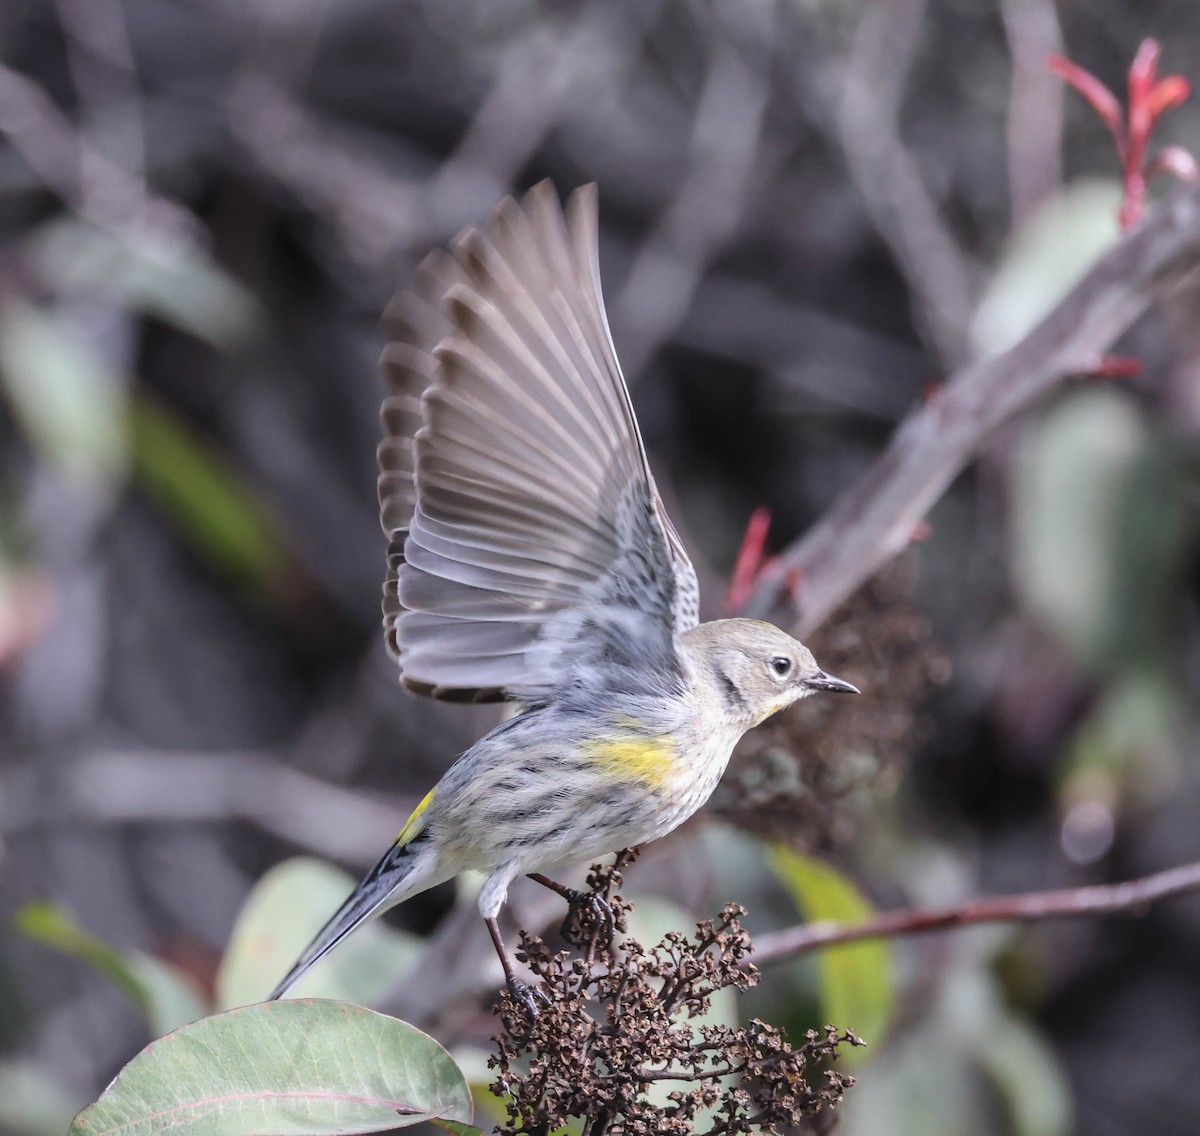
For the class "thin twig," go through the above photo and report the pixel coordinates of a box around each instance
[751,859,1200,966]
[744,182,1200,633]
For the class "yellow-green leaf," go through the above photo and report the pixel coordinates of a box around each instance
[129,392,287,596]
[768,847,893,1058]
[15,902,207,1037]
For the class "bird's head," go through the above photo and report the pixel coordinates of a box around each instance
[681,618,859,729]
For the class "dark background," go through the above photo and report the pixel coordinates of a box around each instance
[2,1,1199,1133]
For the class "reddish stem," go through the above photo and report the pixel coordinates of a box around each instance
[752,859,1200,966]
[726,506,774,612]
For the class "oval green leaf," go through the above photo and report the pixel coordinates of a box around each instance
[971,179,1121,357]
[769,847,894,1060]
[218,858,422,1009]
[68,1000,473,1136]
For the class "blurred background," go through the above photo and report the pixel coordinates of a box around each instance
[2,1,1200,1133]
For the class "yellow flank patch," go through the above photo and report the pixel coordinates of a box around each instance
[396,787,436,846]
[585,734,676,788]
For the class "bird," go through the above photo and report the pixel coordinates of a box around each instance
[267,181,858,1005]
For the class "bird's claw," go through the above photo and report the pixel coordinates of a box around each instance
[560,889,616,950]
[501,975,549,1040]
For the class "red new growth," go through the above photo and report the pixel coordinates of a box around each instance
[726,506,774,612]
[1049,38,1196,230]
[1091,355,1143,379]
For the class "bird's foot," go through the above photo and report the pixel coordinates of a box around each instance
[560,889,617,951]
[500,975,550,1041]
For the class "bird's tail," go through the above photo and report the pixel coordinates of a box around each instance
[267,831,444,1001]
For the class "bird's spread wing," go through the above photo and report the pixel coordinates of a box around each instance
[378,182,699,703]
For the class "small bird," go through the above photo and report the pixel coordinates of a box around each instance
[268,182,858,1004]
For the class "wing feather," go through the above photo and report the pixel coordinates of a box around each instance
[379,181,699,702]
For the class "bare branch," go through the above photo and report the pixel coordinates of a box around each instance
[612,2,776,378]
[0,749,400,864]
[0,60,201,251]
[801,0,980,369]
[752,859,1200,966]
[744,182,1200,634]
[999,0,1066,228]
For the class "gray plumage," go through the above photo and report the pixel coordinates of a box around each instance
[268,184,857,1003]
[379,182,698,703]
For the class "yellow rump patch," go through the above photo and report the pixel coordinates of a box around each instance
[396,786,436,846]
[585,735,676,789]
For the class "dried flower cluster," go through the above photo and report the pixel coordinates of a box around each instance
[713,555,950,848]
[490,854,860,1135]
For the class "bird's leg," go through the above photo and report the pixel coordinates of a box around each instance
[485,916,546,1034]
[527,871,616,950]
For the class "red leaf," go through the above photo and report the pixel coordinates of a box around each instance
[1147,75,1191,119]
[1127,38,1161,105]
[726,506,773,611]
[1089,355,1143,379]
[1048,53,1125,152]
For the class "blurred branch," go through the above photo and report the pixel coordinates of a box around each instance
[427,2,654,234]
[227,73,426,271]
[999,0,1065,228]
[52,0,146,191]
[752,859,1200,965]
[806,0,979,369]
[0,62,193,243]
[0,750,401,864]
[230,3,655,274]
[612,2,775,379]
[745,182,1200,634]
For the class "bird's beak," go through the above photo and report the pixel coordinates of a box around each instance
[807,670,860,695]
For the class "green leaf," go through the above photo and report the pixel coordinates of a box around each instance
[219,858,422,1009]
[1013,389,1143,665]
[68,1000,474,1136]
[447,1046,510,1132]
[768,848,894,1059]
[0,1060,79,1136]
[836,957,1070,1136]
[129,392,287,595]
[1012,388,1188,674]
[14,902,207,1037]
[833,1018,980,1136]
[624,897,740,1120]
[32,217,261,352]
[0,301,127,484]
[973,1011,1072,1136]
[971,179,1122,357]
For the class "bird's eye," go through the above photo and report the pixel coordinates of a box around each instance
[770,656,792,677]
